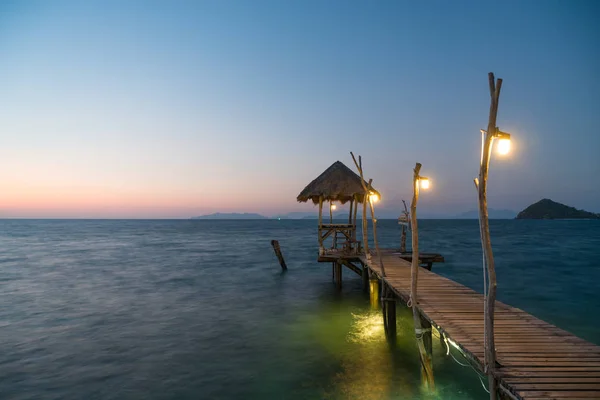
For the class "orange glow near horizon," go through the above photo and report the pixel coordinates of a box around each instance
[0,181,298,218]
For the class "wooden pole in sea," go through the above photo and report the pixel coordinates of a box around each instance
[474,72,504,400]
[270,240,287,270]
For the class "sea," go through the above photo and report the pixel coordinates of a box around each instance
[0,219,599,400]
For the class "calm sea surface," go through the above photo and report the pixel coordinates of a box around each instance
[1,219,599,400]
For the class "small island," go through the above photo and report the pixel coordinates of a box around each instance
[516,199,600,220]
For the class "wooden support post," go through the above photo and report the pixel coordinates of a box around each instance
[333,227,337,249]
[329,200,333,223]
[400,200,409,253]
[362,194,369,256]
[350,153,385,276]
[366,180,386,276]
[335,261,342,290]
[318,196,323,253]
[350,153,370,258]
[352,195,358,241]
[419,313,433,389]
[348,199,353,225]
[475,72,503,400]
[410,162,435,390]
[270,240,287,270]
[362,264,369,292]
[400,225,407,253]
[382,286,388,334]
[332,262,335,281]
[385,288,396,342]
[369,275,379,308]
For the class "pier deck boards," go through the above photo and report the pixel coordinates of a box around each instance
[360,249,600,400]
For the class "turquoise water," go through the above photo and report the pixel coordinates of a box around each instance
[0,219,598,399]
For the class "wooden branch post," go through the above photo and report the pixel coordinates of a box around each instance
[348,200,353,224]
[318,196,323,254]
[419,313,433,389]
[350,154,370,259]
[400,200,409,253]
[367,184,385,276]
[362,192,369,257]
[476,72,503,399]
[410,162,434,390]
[270,240,287,270]
[350,152,385,277]
[353,195,359,242]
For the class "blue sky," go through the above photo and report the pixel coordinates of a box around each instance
[1,0,598,218]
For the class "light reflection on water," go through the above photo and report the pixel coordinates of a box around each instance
[348,311,386,343]
[0,219,598,399]
[285,301,483,400]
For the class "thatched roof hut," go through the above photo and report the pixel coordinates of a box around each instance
[296,161,380,204]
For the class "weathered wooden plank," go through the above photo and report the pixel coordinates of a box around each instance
[499,371,600,377]
[517,390,600,398]
[514,383,600,390]
[499,367,600,373]
[498,358,600,363]
[355,250,600,400]
[522,398,600,400]
[503,377,600,383]
[500,361,600,367]
[498,351,600,356]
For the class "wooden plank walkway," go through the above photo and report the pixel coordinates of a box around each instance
[361,249,600,400]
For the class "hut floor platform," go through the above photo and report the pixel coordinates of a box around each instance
[360,249,600,400]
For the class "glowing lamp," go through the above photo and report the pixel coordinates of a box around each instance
[497,138,511,155]
[330,204,337,210]
[420,178,430,189]
[369,193,379,203]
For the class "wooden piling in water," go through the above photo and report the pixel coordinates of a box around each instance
[369,275,379,308]
[362,265,369,292]
[270,240,287,270]
[419,313,433,389]
[384,285,396,341]
[335,261,342,290]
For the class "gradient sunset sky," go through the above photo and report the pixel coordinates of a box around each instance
[1,1,599,218]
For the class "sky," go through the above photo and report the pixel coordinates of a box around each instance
[1,0,599,218]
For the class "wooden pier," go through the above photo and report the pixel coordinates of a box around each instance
[297,158,600,399]
[361,249,600,400]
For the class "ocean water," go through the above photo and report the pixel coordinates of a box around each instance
[0,219,599,400]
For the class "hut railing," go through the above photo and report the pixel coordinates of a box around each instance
[318,223,360,254]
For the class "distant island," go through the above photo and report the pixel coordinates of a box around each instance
[191,213,267,220]
[516,199,600,220]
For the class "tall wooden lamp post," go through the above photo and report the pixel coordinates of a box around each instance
[409,162,434,389]
[475,72,511,400]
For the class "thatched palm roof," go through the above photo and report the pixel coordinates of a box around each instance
[297,161,380,204]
